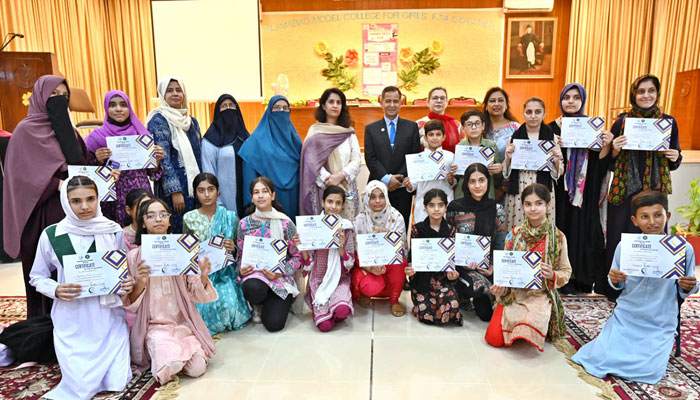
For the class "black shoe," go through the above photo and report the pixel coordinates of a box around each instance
[403,280,410,291]
[559,283,577,296]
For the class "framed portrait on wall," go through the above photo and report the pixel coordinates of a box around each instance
[506,17,557,79]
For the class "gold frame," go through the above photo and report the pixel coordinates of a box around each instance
[505,17,557,79]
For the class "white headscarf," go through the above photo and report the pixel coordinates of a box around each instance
[146,76,200,197]
[354,180,407,251]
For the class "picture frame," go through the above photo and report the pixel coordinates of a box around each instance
[505,17,557,79]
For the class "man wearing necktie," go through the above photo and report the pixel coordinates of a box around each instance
[364,86,421,230]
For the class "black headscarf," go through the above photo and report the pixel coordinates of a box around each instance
[203,94,249,150]
[46,95,83,164]
[410,217,454,292]
[507,123,555,194]
[447,165,498,236]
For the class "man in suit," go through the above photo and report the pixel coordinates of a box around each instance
[364,86,421,230]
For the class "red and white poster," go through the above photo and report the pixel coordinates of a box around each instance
[362,23,398,97]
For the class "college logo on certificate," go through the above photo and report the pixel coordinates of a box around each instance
[493,250,544,289]
[561,117,605,149]
[67,165,117,202]
[63,250,129,298]
[356,232,404,267]
[620,233,686,279]
[143,234,201,276]
[106,135,158,170]
[296,214,342,250]
[510,139,556,172]
[406,150,449,182]
[411,238,456,272]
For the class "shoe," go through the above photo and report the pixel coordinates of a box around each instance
[252,305,262,324]
[403,280,410,291]
[357,295,372,308]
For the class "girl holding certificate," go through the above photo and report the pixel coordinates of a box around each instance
[405,189,462,325]
[295,185,355,332]
[85,90,164,225]
[454,110,502,200]
[447,163,506,321]
[184,173,250,334]
[237,177,303,332]
[604,75,682,295]
[127,198,217,384]
[351,181,408,317]
[485,183,571,352]
[29,176,133,399]
[503,98,564,232]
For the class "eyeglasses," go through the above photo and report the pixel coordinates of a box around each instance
[271,105,291,112]
[144,212,171,221]
[219,103,237,111]
[464,121,483,129]
[430,96,447,102]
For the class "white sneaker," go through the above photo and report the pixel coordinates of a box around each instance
[252,305,262,324]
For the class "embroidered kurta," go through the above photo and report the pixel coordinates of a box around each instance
[313,135,362,221]
[407,148,455,224]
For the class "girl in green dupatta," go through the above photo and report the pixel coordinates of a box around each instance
[183,173,250,334]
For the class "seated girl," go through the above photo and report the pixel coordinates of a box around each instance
[127,198,218,384]
[29,176,133,399]
[405,189,462,325]
[485,183,571,351]
[123,188,152,251]
[183,172,250,335]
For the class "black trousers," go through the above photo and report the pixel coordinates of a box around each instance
[242,278,293,332]
[389,187,412,232]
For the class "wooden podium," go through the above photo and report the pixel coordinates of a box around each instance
[0,52,60,132]
[671,69,700,150]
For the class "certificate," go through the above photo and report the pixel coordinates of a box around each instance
[561,117,605,149]
[493,250,544,289]
[622,118,672,151]
[510,139,555,172]
[67,165,117,202]
[295,215,341,251]
[411,238,455,272]
[106,135,158,170]
[454,233,491,269]
[454,145,495,175]
[63,250,129,298]
[142,234,201,276]
[356,232,404,267]
[406,151,448,182]
[240,236,287,275]
[198,234,235,275]
[619,233,686,279]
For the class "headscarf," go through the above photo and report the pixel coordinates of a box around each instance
[3,75,85,257]
[448,167,498,236]
[146,77,200,197]
[354,181,407,249]
[507,123,556,194]
[203,94,249,150]
[428,111,460,153]
[84,90,150,153]
[608,74,670,206]
[558,83,589,207]
[238,95,302,190]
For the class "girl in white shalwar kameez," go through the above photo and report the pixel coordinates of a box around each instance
[29,176,133,400]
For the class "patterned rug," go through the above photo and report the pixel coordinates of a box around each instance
[562,295,700,400]
[0,296,161,400]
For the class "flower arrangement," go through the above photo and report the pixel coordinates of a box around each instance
[316,42,358,92]
[398,47,441,92]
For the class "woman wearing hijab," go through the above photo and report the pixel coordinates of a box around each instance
[201,94,249,215]
[146,77,202,233]
[299,88,361,221]
[416,87,461,153]
[3,75,90,317]
[548,83,613,294]
[239,95,302,218]
[601,74,682,296]
[85,90,164,226]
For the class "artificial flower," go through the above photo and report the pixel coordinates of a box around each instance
[430,40,444,55]
[315,41,329,56]
[345,49,358,66]
[399,47,413,64]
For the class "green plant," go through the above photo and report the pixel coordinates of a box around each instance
[672,177,700,235]
[320,52,357,92]
[398,48,441,92]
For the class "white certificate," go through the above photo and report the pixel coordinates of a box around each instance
[106,135,157,170]
[356,232,404,267]
[622,118,672,151]
[63,250,129,298]
[454,145,495,175]
[67,165,117,202]
[240,236,287,274]
[619,233,686,279]
[454,233,491,269]
[295,215,341,251]
[493,250,544,289]
[198,234,235,275]
[411,238,455,272]
[406,151,449,182]
[142,234,200,276]
[561,117,605,149]
[510,139,555,172]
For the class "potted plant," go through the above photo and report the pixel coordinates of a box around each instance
[671,177,700,262]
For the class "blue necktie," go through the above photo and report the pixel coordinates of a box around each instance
[389,121,396,149]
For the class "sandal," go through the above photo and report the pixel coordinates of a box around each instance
[358,295,372,308]
[391,303,405,317]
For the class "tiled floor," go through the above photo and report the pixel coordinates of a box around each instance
[0,260,604,399]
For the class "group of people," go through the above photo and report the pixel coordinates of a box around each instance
[0,73,696,399]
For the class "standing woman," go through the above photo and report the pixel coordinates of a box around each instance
[299,88,361,221]
[503,98,563,232]
[604,75,682,289]
[416,87,461,153]
[201,94,249,215]
[146,77,202,233]
[548,83,613,294]
[482,87,520,202]
[3,75,90,317]
[85,90,164,225]
[239,95,302,219]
